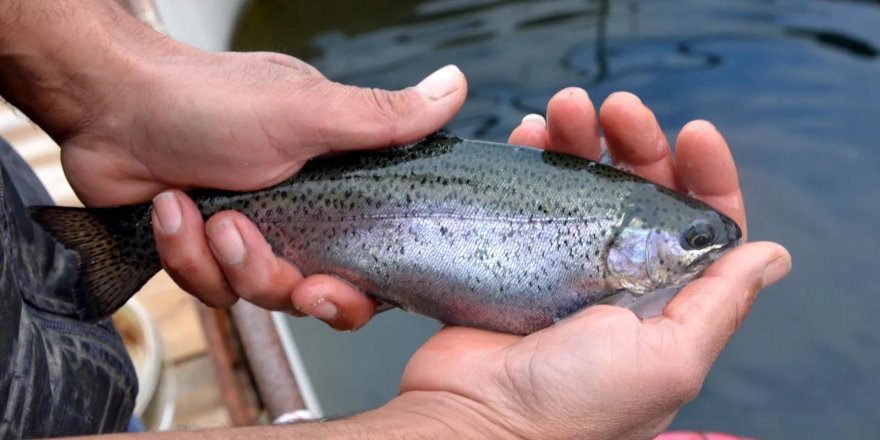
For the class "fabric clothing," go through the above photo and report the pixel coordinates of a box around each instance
[0,137,136,438]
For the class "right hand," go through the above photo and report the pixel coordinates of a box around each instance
[384,242,789,440]
[372,89,790,439]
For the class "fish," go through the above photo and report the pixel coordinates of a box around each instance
[28,133,742,335]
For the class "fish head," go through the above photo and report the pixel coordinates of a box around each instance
[644,209,742,289]
[606,185,742,294]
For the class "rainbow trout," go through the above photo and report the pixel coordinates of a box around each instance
[29,133,741,334]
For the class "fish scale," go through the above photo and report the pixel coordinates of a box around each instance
[28,133,741,334]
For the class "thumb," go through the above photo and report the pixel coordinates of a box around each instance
[662,241,792,363]
[300,65,467,151]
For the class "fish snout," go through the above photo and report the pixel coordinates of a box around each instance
[723,216,743,248]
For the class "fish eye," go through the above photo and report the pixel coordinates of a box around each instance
[682,220,716,250]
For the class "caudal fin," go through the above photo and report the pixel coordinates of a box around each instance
[27,205,161,321]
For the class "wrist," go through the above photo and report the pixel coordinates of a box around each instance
[0,0,182,140]
[63,393,518,440]
[364,391,522,439]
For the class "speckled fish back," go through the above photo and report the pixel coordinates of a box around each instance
[192,135,651,334]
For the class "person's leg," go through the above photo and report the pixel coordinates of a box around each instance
[0,137,137,438]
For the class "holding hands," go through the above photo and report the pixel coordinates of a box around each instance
[139,70,789,438]
[1,1,790,438]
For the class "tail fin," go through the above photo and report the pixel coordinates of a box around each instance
[27,205,161,321]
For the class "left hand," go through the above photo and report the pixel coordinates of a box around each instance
[50,30,466,320]
[62,50,465,206]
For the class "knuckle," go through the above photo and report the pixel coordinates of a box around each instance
[228,278,262,303]
[362,87,418,122]
[168,269,238,309]
[256,52,320,76]
[235,261,269,293]
[160,250,200,275]
[227,266,283,307]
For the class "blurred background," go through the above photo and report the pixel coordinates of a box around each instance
[3,0,877,438]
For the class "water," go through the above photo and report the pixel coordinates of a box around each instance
[232,1,880,437]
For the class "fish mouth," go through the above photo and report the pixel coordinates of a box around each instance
[692,250,716,268]
[695,237,742,268]
[702,216,744,264]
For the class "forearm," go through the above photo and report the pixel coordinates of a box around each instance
[0,0,169,139]
[64,393,505,440]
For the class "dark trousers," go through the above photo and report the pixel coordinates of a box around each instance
[0,137,136,438]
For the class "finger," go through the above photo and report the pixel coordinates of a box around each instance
[674,120,747,237]
[661,242,791,364]
[508,114,549,148]
[599,92,678,189]
[152,190,238,308]
[205,212,378,329]
[546,87,601,160]
[291,274,379,330]
[204,211,303,311]
[297,65,468,154]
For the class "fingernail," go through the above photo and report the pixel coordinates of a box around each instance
[153,191,182,234]
[207,220,246,265]
[415,65,463,100]
[521,113,547,127]
[762,254,792,288]
[311,299,338,321]
[686,119,717,132]
[609,91,642,104]
[564,86,589,101]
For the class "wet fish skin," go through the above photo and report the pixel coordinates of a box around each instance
[28,133,741,334]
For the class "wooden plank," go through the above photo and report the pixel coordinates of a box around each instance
[170,356,232,429]
[137,273,210,364]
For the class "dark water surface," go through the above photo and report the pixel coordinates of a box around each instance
[233,1,880,437]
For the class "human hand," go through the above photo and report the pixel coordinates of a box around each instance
[372,89,791,439]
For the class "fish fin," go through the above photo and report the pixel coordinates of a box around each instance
[373,302,396,314]
[365,292,400,314]
[27,205,161,321]
[598,290,637,307]
[627,287,679,319]
[599,287,680,319]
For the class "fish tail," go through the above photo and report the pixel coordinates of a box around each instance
[27,205,161,321]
